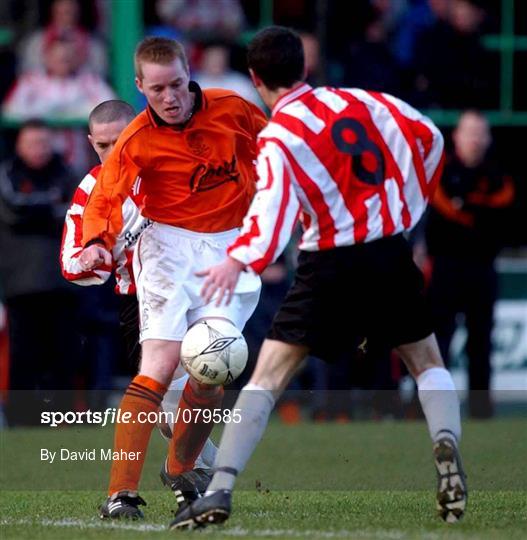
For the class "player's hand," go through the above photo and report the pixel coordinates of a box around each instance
[79,244,112,271]
[196,257,246,307]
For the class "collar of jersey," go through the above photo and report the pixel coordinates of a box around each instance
[272,83,313,116]
[147,80,203,129]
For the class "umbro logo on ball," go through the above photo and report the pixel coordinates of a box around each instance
[202,337,237,355]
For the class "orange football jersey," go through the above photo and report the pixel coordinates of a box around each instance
[82,84,267,249]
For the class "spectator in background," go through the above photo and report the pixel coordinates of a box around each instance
[339,4,402,94]
[194,42,261,106]
[156,0,245,42]
[411,0,498,108]
[299,32,321,86]
[370,0,409,29]
[0,120,78,425]
[3,36,115,172]
[3,37,115,121]
[425,110,516,418]
[392,0,449,69]
[18,0,107,77]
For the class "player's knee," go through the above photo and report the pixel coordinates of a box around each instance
[395,333,444,378]
[140,339,182,384]
[250,339,307,393]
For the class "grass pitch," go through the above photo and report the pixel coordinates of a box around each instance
[1,418,526,539]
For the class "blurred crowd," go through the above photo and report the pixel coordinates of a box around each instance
[0,0,525,425]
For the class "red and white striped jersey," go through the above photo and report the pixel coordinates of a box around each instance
[228,83,444,274]
[60,165,150,295]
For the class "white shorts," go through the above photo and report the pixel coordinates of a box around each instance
[133,223,261,342]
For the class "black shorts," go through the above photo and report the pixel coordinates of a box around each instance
[267,234,433,362]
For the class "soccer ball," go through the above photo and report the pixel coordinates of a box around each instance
[180,319,248,385]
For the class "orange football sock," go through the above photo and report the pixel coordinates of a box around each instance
[167,381,224,475]
[108,374,167,495]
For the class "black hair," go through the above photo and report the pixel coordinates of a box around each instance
[247,26,304,91]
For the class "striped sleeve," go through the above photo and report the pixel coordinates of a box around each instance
[60,172,112,285]
[376,92,445,196]
[227,141,300,274]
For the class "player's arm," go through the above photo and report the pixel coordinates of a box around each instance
[233,98,268,167]
[246,100,268,136]
[228,140,300,272]
[419,118,445,196]
[378,92,445,197]
[60,173,112,285]
[82,134,144,251]
[198,140,300,305]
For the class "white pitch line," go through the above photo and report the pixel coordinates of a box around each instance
[214,527,413,538]
[0,518,165,532]
[0,518,442,539]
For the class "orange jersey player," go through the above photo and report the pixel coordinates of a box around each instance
[82,78,266,246]
[78,37,267,520]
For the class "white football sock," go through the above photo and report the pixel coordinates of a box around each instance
[417,367,461,444]
[162,372,189,415]
[195,437,218,469]
[207,383,275,493]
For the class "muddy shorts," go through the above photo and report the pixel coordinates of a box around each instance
[133,222,261,342]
